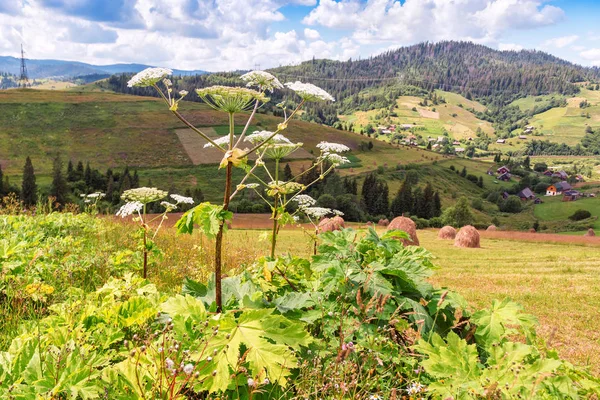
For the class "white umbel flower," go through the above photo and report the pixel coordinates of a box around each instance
[241,70,283,92]
[285,81,335,102]
[116,201,143,218]
[323,153,350,166]
[204,136,234,149]
[183,364,194,375]
[170,194,194,204]
[316,141,350,153]
[302,207,332,219]
[161,201,178,211]
[293,194,316,208]
[245,131,291,145]
[121,187,168,204]
[127,67,173,88]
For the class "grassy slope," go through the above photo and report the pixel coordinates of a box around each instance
[535,196,600,230]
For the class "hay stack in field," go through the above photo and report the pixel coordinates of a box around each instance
[438,226,457,240]
[331,215,345,229]
[366,221,373,227]
[529,228,536,233]
[387,216,419,246]
[454,225,480,248]
[584,228,596,237]
[378,218,389,227]
[486,225,497,231]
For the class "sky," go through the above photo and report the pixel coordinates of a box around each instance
[1,0,600,71]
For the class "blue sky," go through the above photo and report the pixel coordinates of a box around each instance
[1,0,600,71]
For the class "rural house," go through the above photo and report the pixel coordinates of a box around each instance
[563,190,581,202]
[498,172,511,182]
[497,166,510,175]
[552,170,568,180]
[546,181,572,196]
[496,139,506,144]
[517,187,535,201]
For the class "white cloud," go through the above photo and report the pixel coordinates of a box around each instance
[303,0,565,45]
[542,35,579,49]
[304,28,320,40]
[498,43,524,51]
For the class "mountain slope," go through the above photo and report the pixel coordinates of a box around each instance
[0,56,206,79]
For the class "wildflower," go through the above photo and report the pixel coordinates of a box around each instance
[406,382,425,395]
[302,207,332,219]
[240,70,283,92]
[196,86,268,113]
[183,364,194,375]
[207,356,213,362]
[127,67,173,88]
[158,347,164,353]
[247,378,256,387]
[266,181,305,196]
[179,90,189,97]
[263,378,270,385]
[285,81,335,102]
[293,194,316,208]
[369,396,382,400]
[85,192,106,199]
[293,215,300,222]
[332,209,344,216]
[121,187,168,204]
[322,153,350,166]
[316,141,350,153]
[204,135,233,149]
[264,143,302,160]
[165,358,175,371]
[170,194,194,204]
[245,183,260,189]
[245,131,292,145]
[116,201,143,218]
[163,78,172,87]
[161,201,177,211]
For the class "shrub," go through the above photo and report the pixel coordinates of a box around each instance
[466,174,478,183]
[569,209,592,221]
[499,195,522,213]
[471,198,483,211]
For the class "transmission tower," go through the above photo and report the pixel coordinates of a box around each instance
[18,44,29,88]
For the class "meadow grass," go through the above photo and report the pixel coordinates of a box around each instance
[535,195,600,230]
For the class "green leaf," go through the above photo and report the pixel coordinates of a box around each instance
[175,202,233,238]
[471,298,538,347]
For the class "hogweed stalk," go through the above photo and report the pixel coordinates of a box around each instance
[128,67,334,311]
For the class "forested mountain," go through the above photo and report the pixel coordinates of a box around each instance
[0,56,206,79]
[0,72,17,89]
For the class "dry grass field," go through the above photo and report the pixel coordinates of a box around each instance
[149,218,600,373]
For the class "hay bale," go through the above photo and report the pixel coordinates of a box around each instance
[486,225,497,231]
[318,217,344,233]
[366,221,373,227]
[387,216,419,246]
[454,225,480,248]
[438,225,457,240]
[584,228,596,237]
[529,228,536,233]
[378,218,389,227]
[331,215,345,229]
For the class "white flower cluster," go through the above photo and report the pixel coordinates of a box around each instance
[285,81,335,102]
[240,70,283,92]
[323,153,350,166]
[161,201,177,211]
[293,194,316,208]
[170,194,194,204]
[127,67,173,88]
[301,207,333,219]
[116,201,143,218]
[406,382,425,395]
[317,141,350,153]
[245,131,291,145]
[121,187,168,204]
[80,192,105,203]
[204,135,233,149]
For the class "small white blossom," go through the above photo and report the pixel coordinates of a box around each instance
[183,364,194,375]
[165,358,175,371]
[116,201,143,218]
[406,382,425,395]
[332,209,344,216]
[293,215,300,222]
[285,81,335,102]
[245,131,292,145]
[122,187,168,204]
[317,141,350,153]
[241,70,284,92]
[85,192,105,199]
[127,67,173,88]
[323,153,350,166]
[179,90,189,97]
[161,201,178,211]
[170,194,194,204]
[247,378,256,387]
[293,194,316,208]
[204,135,233,149]
[302,207,332,219]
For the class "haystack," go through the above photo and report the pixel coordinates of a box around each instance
[529,228,536,233]
[584,228,596,237]
[366,221,374,227]
[331,215,345,229]
[454,225,480,248]
[387,216,419,246]
[378,218,389,227]
[438,226,457,240]
[486,225,497,231]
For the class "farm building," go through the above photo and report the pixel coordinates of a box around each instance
[524,126,534,133]
[552,170,568,180]
[399,124,414,130]
[452,140,461,145]
[497,166,510,175]
[518,135,527,140]
[498,173,511,181]
[496,139,506,144]
[563,190,582,202]
[543,170,553,177]
[455,147,465,153]
[517,187,535,200]
[546,181,572,196]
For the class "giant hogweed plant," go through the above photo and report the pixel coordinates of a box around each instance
[128,68,338,311]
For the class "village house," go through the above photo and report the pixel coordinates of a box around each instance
[552,170,568,180]
[496,139,506,144]
[399,124,414,130]
[517,187,535,201]
[524,126,534,134]
[497,166,510,175]
[546,181,572,196]
[543,170,553,177]
[518,135,527,140]
[563,190,581,202]
[452,140,461,145]
[455,147,465,153]
[498,172,511,181]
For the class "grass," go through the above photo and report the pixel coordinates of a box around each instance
[535,196,600,230]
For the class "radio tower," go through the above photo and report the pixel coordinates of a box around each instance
[18,44,29,88]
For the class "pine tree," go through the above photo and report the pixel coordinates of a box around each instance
[412,187,424,217]
[283,163,293,181]
[193,188,205,203]
[66,160,75,181]
[21,156,37,206]
[523,156,531,170]
[76,161,84,181]
[361,173,377,215]
[427,141,432,150]
[84,162,92,187]
[106,175,115,203]
[421,183,435,219]
[120,174,132,193]
[132,169,140,188]
[460,166,467,177]
[390,181,413,217]
[373,181,389,216]
[477,176,484,188]
[433,192,442,217]
[50,155,69,207]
